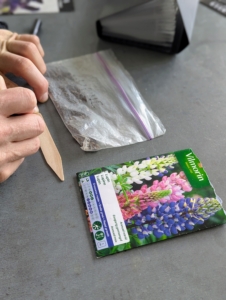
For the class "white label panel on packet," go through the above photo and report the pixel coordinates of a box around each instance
[80,172,129,251]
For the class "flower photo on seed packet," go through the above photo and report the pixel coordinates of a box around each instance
[78,149,226,257]
[108,153,225,245]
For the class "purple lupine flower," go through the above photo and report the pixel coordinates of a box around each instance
[128,197,222,240]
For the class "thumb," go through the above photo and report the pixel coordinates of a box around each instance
[0,75,7,90]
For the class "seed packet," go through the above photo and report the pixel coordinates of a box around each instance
[77,149,226,257]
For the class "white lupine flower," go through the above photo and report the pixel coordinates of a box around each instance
[111,174,117,180]
[116,183,122,190]
[126,178,133,184]
[130,172,143,182]
[137,163,147,169]
[150,158,157,163]
[150,170,160,176]
[140,171,152,181]
[110,154,179,193]
[127,165,137,172]
[146,171,152,176]
[134,179,143,184]
[117,168,123,175]
[130,170,139,177]
[142,159,149,164]
[149,164,157,169]
[116,166,128,175]
[122,165,127,172]
[132,178,143,184]
[140,170,151,176]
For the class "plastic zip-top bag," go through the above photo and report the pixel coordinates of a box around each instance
[46,49,166,151]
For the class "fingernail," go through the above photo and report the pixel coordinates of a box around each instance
[33,106,39,113]
[39,92,49,102]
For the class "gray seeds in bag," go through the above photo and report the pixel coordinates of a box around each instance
[46,49,165,151]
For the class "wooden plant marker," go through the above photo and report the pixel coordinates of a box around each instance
[0,72,64,181]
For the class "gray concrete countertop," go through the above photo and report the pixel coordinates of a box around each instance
[1,1,226,300]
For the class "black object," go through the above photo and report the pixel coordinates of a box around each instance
[96,0,197,54]
[0,21,8,29]
[59,0,74,12]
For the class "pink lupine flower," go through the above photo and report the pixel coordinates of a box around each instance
[117,172,192,220]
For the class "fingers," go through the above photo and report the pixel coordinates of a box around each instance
[0,29,13,41]
[0,86,38,116]
[0,136,41,163]
[2,113,45,142]
[0,133,43,182]
[0,158,24,183]
[0,52,49,102]
[0,53,48,183]
[7,40,46,74]
[0,96,46,183]
[0,75,7,90]
[0,30,48,102]
[16,34,45,57]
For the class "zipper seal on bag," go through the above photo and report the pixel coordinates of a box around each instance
[96,52,153,140]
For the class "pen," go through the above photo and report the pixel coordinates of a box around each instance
[31,18,42,36]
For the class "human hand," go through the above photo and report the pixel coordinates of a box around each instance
[0,76,45,183]
[0,29,48,102]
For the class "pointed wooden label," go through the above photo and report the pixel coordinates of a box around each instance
[0,71,64,181]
